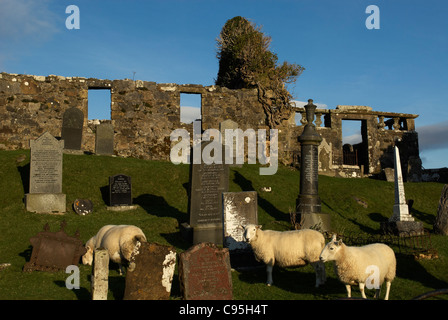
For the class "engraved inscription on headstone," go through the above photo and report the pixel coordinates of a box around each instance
[179,243,233,300]
[29,132,64,194]
[109,174,132,206]
[61,107,84,150]
[95,123,114,155]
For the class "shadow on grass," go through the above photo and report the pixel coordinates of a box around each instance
[233,171,287,223]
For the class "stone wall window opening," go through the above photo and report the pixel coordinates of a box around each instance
[180,93,201,124]
[342,119,369,173]
[88,88,111,121]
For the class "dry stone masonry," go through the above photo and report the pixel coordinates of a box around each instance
[0,72,421,180]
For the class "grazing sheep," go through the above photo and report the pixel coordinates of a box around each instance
[241,224,326,287]
[82,225,147,274]
[319,234,396,300]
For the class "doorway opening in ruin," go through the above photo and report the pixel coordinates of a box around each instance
[342,119,369,173]
[180,93,201,124]
[88,88,111,120]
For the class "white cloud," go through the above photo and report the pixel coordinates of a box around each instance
[0,0,60,41]
[291,100,328,109]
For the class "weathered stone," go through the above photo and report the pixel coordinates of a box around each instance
[95,123,114,155]
[178,243,233,300]
[25,132,66,214]
[91,248,109,300]
[23,221,86,272]
[187,142,229,244]
[61,107,84,150]
[223,191,261,269]
[123,242,176,300]
[434,184,448,235]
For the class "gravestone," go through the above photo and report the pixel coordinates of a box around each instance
[109,174,132,206]
[25,131,66,214]
[91,248,109,300]
[61,107,84,151]
[95,123,114,155]
[434,184,448,235]
[222,191,261,269]
[295,100,331,232]
[178,242,233,300]
[23,221,86,272]
[183,141,229,244]
[381,146,424,236]
[123,242,177,300]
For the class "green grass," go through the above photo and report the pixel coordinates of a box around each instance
[0,149,447,300]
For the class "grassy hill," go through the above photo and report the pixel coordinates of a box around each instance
[0,149,447,300]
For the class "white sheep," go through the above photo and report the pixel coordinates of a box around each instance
[319,234,396,300]
[241,224,326,287]
[82,224,147,274]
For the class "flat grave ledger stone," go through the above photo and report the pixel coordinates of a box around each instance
[222,191,261,269]
[23,221,86,272]
[109,174,132,206]
[178,242,233,300]
[123,242,177,300]
[61,107,84,151]
[95,123,114,155]
[25,131,66,213]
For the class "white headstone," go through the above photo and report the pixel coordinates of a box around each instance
[390,146,414,222]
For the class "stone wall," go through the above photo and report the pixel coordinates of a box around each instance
[0,72,421,180]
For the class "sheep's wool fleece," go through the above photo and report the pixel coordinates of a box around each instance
[250,229,324,267]
[334,243,396,285]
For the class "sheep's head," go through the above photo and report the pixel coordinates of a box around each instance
[242,224,262,243]
[82,245,94,265]
[319,234,343,262]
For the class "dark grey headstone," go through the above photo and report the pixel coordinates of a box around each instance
[109,174,132,206]
[434,184,448,235]
[95,123,114,155]
[61,107,83,150]
[29,132,64,194]
[188,142,229,244]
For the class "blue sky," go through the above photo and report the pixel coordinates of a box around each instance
[1,0,447,169]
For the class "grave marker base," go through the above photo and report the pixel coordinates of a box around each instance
[25,193,66,214]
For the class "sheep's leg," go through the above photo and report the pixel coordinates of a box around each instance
[384,281,391,300]
[266,264,273,286]
[345,284,351,298]
[118,263,124,275]
[359,283,367,299]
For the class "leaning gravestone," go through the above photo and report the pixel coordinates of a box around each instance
[23,221,86,272]
[61,107,84,151]
[95,122,114,155]
[178,242,233,300]
[185,141,229,244]
[123,242,177,300]
[25,131,66,214]
[434,184,448,235]
[222,191,261,269]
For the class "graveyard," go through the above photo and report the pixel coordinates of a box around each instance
[0,147,446,300]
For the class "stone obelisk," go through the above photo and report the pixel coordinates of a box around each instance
[381,145,423,236]
[295,99,331,232]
